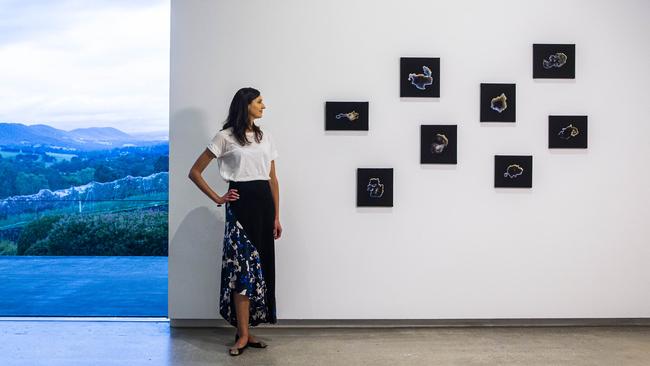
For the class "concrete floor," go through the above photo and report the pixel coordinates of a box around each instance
[0,320,649,366]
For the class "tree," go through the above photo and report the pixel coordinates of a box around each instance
[153,155,169,173]
[0,161,16,198]
[15,172,48,195]
[76,167,96,184]
[94,164,120,183]
[16,215,62,255]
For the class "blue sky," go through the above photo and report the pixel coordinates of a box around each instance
[0,0,169,134]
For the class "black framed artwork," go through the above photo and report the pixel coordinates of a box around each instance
[400,57,440,98]
[533,44,575,79]
[480,83,516,122]
[420,125,457,164]
[494,155,533,188]
[356,168,393,207]
[325,101,369,131]
[548,115,588,149]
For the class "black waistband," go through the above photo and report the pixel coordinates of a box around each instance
[228,180,270,188]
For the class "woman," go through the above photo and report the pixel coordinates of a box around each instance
[188,87,282,356]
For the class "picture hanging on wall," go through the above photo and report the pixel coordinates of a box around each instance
[420,125,457,164]
[480,83,516,122]
[494,155,533,188]
[548,115,588,148]
[533,44,575,79]
[400,57,440,98]
[357,168,393,207]
[325,101,369,131]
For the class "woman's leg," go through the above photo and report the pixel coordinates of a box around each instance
[233,293,263,344]
[233,293,249,347]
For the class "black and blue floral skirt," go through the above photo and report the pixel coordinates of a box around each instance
[219,180,277,327]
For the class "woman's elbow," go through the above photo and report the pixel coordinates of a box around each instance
[188,169,199,181]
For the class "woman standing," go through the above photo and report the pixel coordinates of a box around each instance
[188,87,282,356]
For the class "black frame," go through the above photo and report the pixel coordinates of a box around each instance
[325,101,369,131]
[400,57,440,98]
[420,125,457,164]
[533,44,576,79]
[548,115,588,148]
[356,168,393,207]
[480,83,516,122]
[494,155,533,188]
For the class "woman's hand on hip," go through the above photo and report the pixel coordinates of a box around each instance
[215,189,239,206]
[274,219,282,240]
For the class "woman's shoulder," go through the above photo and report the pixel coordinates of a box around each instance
[214,127,234,139]
[219,126,234,134]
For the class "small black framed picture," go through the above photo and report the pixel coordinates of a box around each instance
[420,125,457,164]
[480,83,516,122]
[357,168,393,207]
[325,101,369,131]
[533,44,575,79]
[548,115,588,148]
[494,155,532,188]
[400,57,440,98]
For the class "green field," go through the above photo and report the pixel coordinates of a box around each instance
[0,151,21,159]
[0,151,77,167]
[45,152,78,161]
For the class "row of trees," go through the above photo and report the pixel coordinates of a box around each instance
[10,209,168,256]
[0,145,168,198]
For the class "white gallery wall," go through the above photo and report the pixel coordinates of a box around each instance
[169,0,650,321]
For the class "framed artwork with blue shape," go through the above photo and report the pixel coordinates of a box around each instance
[400,57,440,98]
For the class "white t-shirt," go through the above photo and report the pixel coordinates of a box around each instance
[207,127,278,182]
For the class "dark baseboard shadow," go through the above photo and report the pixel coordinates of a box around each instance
[170,318,650,328]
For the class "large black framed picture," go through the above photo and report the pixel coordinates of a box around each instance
[357,168,393,207]
[533,44,575,79]
[548,115,588,148]
[420,125,457,164]
[480,83,516,122]
[325,101,369,131]
[494,155,533,188]
[400,57,440,98]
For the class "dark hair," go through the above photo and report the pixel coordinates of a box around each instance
[222,87,263,146]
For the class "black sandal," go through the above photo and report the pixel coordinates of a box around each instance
[236,334,268,349]
[229,344,247,356]
[248,339,268,348]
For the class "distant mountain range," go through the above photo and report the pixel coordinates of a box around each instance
[0,123,167,151]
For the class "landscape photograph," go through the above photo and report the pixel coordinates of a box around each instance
[0,123,168,256]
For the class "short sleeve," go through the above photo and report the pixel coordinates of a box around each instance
[267,131,278,160]
[207,131,226,158]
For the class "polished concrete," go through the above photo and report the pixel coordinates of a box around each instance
[0,320,649,366]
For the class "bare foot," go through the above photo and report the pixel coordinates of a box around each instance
[232,335,248,349]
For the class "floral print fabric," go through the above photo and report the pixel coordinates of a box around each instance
[219,204,270,327]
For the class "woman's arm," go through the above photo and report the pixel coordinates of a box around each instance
[269,160,282,239]
[188,149,238,206]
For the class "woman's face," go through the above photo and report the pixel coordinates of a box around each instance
[248,95,266,121]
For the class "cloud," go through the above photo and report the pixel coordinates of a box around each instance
[0,0,169,133]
